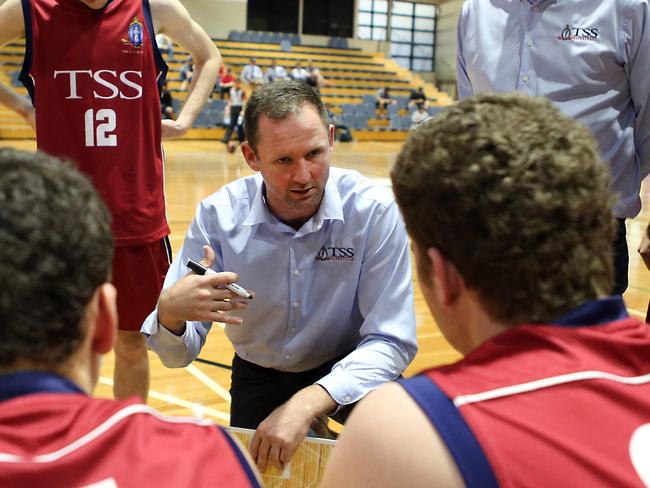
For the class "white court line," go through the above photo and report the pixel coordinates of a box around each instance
[628,308,646,319]
[98,377,230,422]
[185,364,232,403]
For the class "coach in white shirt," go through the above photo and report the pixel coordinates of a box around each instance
[142,80,417,472]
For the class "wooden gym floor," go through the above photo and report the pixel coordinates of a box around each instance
[2,138,649,425]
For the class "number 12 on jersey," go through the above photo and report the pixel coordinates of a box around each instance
[85,108,117,147]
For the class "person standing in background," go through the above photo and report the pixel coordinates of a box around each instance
[0,0,221,402]
[456,0,650,295]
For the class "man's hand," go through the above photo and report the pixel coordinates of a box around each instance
[250,385,337,472]
[157,245,250,333]
[161,118,190,139]
[639,224,650,270]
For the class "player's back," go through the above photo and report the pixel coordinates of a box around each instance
[0,374,259,487]
[400,299,650,487]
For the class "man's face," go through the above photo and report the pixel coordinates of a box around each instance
[243,104,333,228]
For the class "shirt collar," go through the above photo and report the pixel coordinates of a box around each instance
[0,371,85,402]
[242,173,345,231]
[552,296,628,327]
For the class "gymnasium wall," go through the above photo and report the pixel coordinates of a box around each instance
[434,0,462,95]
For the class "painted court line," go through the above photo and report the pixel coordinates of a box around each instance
[98,377,230,422]
[185,364,232,403]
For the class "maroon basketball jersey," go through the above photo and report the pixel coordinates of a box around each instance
[0,374,259,487]
[400,297,650,487]
[20,0,169,245]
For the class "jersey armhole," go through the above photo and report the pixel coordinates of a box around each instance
[18,0,35,104]
[398,375,499,488]
[220,427,262,487]
[141,0,168,94]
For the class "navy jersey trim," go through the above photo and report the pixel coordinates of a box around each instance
[222,428,263,487]
[552,296,628,327]
[399,376,499,488]
[18,0,35,104]
[0,371,85,402]
[142,0,168,94]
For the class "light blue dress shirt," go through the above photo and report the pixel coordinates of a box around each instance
[457,0,650,218]
[141,168,418,405]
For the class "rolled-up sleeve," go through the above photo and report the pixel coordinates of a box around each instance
[316,201,418,405]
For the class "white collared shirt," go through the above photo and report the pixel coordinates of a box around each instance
[457,0,650,218]
[141,168,417,405]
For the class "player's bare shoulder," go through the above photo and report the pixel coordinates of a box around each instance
[147,0,189,34]
[0,0,26,47]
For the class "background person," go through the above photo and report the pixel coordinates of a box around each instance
[240,57,264,86]
[264,59,288,83]
[322,93,650,488]
[375,87,396,111]
[456,0,650,295]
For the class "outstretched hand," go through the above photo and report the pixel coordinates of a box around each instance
[157,245,250,333]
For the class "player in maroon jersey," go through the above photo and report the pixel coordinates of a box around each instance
[0,0,221,402]
[0,148,260,488]
[322,93,650,488]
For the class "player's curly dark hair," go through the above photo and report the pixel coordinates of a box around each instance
[391,93,615,325]
[244,79,328,151]
[0,149,113,368]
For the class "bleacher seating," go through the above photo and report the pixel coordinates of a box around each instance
[0,35,452,141]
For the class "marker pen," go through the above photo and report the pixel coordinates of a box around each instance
[187,259,253,299]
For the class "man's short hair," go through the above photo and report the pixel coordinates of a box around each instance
[0,149,113,368]
[244,79,328,151]
[391,92,614,324]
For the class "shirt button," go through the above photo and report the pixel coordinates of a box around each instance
[522,75,529,83]
[533,6,539,11]
[527,40,533,47]
[293,301,299,308]
[345,396,351,403]
[291,327,296,332]
[285,354,291,360]
[293,269,300,276]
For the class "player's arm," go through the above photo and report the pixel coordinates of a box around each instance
[0,0,34,128]
[321,383,466,488]
[150,0,221,138]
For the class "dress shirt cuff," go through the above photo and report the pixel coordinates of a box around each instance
[141,309,188,342]
[315,371,365,408]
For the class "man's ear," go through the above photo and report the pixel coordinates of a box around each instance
[328,123,335,148]
[91,283,118,355]
[427,247,464,308]
[240,142,260,171]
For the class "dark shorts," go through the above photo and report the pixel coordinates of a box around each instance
[112,237,171,331]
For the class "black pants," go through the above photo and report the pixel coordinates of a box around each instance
[229,354,355,429]
[612,218,628,295]
[222,105,244,143]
